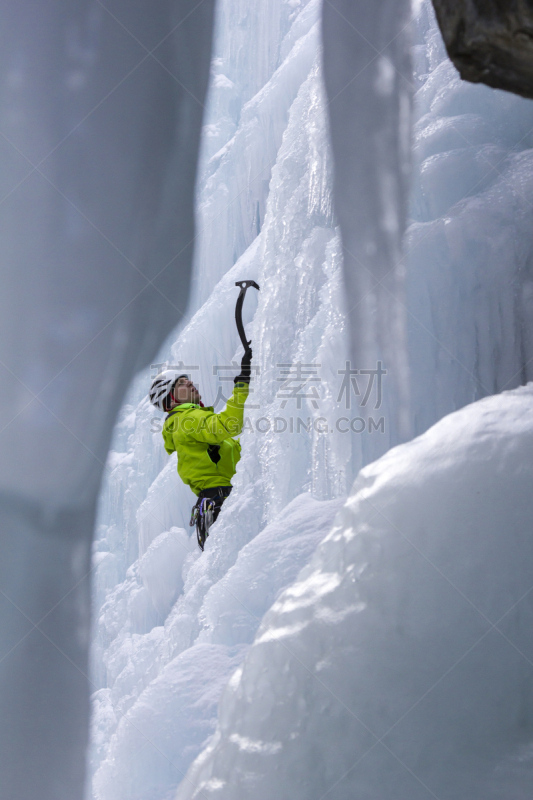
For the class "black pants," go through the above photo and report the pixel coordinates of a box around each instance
[192,486,232,550]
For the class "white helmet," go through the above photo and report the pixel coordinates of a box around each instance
[149,370,188,412]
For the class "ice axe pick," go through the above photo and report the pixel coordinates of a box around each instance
[235,280,259,354]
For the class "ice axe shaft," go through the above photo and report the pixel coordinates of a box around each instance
[235,280,259,353]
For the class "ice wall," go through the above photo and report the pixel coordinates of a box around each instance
[0,3,215,799]
[90,2,533,799]
[408,2,533,432]
[192,0,320,305]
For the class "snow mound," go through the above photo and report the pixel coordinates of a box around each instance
[197,494,345,646]
[91,494,343,800]
[177,384,533,800]
[93,644,247,800]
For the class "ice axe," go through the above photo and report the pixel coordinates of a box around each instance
[235,280,259,354]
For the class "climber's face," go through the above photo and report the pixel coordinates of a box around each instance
[173,376,201,405]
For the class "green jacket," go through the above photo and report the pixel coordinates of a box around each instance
[162,383,249,496]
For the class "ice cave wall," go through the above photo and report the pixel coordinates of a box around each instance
[0,3,216,799]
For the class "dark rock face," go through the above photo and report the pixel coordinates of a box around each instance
[432,0,533,99]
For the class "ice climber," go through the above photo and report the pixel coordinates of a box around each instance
[149,349,252,550]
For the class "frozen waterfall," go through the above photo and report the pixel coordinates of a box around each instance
[89,1,533,799]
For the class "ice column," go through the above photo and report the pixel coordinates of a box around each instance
[322,0,413,457]
[0,3,215,799]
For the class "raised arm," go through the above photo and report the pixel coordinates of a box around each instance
[179,383,250,445]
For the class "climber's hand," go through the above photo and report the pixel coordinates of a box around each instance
[234,347,252,384]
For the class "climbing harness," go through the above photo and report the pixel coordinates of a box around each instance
[190,486,233,551]
[235,280,260,356]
